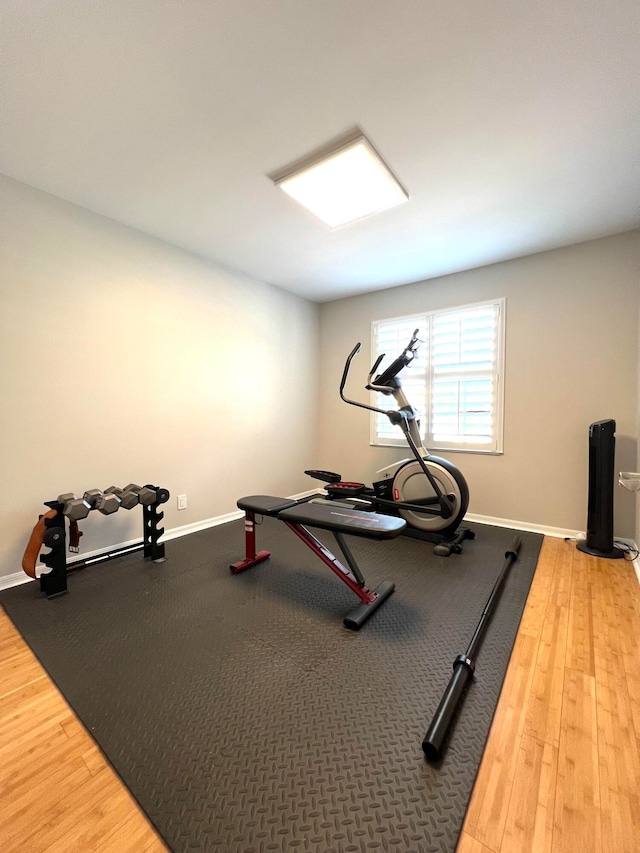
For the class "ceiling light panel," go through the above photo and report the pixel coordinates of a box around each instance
[275,136,408,228]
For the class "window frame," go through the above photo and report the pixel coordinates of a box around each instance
[369,298,505,454]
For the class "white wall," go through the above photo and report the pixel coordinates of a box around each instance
[0,175,319,579]
[318,232,640,537]
[2,173,637,584]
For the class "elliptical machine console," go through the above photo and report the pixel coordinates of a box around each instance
[306,329,474,556]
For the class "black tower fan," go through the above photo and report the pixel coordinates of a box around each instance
[576,419,622,559]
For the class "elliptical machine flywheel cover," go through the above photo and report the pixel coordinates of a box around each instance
[392,457,468,533]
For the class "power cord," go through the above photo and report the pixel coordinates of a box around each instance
[562,536,639,561]
[613,541,639,561]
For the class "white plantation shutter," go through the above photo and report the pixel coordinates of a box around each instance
[371,300,504,453]
[372,318,428,443]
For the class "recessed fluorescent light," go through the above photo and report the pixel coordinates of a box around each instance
[274,135,408,228]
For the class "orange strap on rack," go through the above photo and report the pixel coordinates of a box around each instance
[21,509,57,579]
[69,519,83,552]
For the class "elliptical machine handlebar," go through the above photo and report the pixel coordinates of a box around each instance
[340,342,391,417]
[368,328,420,391]
[339,329,421,416]
[340,342,387,415]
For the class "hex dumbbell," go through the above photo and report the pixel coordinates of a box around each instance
[119,490,140,510]
[104,485,139,510]
[122,484,169,506]
[83,489,104,508]
[97,492,121,515]
[123,483,156,506]
[57,492,91,521]
[54,486,148,518]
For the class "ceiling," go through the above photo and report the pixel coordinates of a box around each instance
[2,1,639,302]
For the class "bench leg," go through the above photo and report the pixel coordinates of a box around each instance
[284,522,395,630]
[230,509,395,630]
[230,511,270,573]
[343,580,395,630]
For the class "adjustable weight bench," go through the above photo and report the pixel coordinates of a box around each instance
[231,496,406,630]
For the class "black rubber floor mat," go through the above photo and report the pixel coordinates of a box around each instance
[1,519,542,853]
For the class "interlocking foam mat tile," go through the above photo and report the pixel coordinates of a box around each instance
[1,518,542,853]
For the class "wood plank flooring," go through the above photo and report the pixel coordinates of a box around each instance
[461,536,640,852]
[1,536,639,852]
[0,609,166,852]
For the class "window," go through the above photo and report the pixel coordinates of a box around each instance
[370,299,505,453]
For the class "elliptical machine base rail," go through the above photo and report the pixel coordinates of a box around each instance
[305,469,474,556]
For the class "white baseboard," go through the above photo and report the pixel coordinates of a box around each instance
[0,571,34,592]
[3,497,638,592]
[162,509,244,541]
[611,536,640,586]
[0,490,321,592]
[464,512,583,541]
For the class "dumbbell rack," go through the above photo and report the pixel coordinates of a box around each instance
[36,484,170,598]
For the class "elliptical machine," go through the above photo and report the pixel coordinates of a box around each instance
[306,329,474,556]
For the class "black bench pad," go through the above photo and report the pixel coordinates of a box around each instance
[278,502,406,540]
[237,496,297,516]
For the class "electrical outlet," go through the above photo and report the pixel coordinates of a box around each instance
[177,494,187,510]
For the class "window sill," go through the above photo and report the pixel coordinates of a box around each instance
[371,441,503,456]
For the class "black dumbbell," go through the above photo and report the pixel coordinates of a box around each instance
[57,492,91,521]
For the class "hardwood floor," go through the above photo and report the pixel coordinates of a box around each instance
[1,537,639,852]
[460,536,640,853]
[0,611,166,852]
